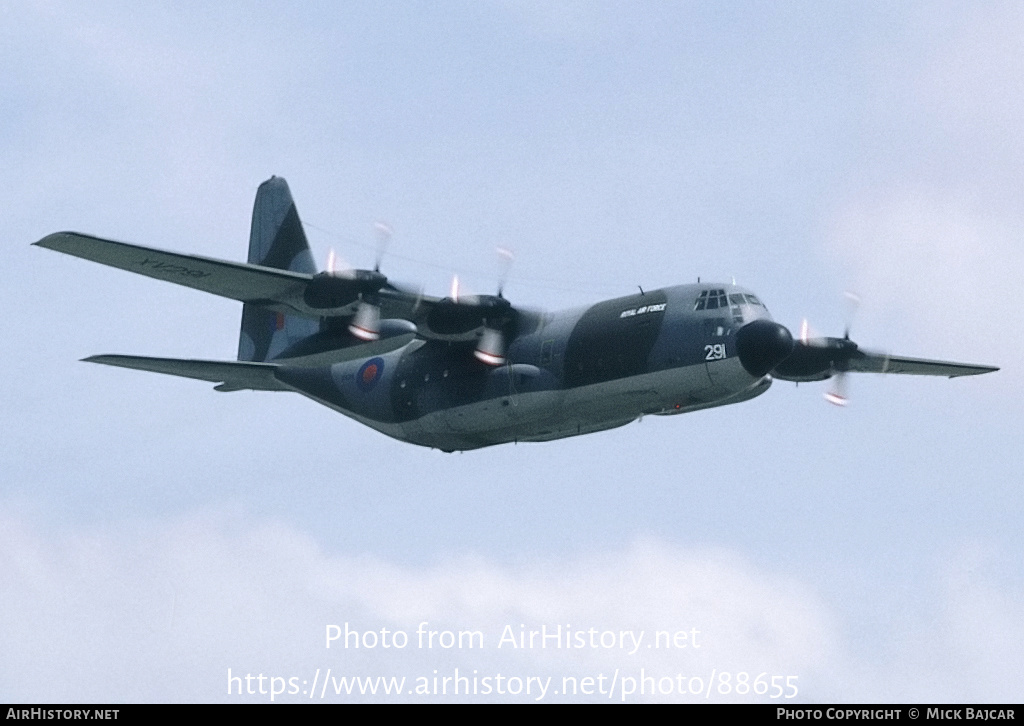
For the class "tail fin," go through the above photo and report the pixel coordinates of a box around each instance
[238,177,319,362]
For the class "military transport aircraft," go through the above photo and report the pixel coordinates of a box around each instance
[35,177,998,451]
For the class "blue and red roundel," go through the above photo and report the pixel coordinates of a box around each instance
[356,357,385,392]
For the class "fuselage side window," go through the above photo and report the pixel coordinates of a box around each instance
[703,318,730,338]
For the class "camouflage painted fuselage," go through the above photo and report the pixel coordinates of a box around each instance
[274,284,774,451]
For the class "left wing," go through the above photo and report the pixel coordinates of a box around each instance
[35,232,319,317]
[35,231,530,351]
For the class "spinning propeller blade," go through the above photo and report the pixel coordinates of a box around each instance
[824,371,849,406]
[474,327,506,366]
[348,301,381,341]
[496,246,514,297]
[373,221,392,272]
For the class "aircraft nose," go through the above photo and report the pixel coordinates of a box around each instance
[735,319,794,377]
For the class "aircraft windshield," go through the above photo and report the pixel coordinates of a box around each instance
[695,289,770,325]
[693,289,727,311]
[695,290,766,309]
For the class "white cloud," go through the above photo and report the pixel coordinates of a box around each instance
[822,3,1024,382]
[1,509,1020,703]
[827,190,1022,345]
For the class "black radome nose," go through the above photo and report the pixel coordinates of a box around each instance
[735,319,795,377]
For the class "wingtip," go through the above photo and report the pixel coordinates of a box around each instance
[33,231,79,250]
[33,233,60,249]
[949,364,1000,378]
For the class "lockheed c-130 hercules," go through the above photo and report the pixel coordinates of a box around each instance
[35,177,998,452]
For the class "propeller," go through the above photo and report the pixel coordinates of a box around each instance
[842,290,861,339]
[761,290,864,405]
[346,222,395,341]
[373,221,392,272]
[495,246,514,298]
[474,327,507,366]
[473,247,517,365]
[348,299,381,341]
[824,372,849,407]
[302,230,391,338]
[823,291,860,406]
[425,288,515,347]
[424,251,519,365]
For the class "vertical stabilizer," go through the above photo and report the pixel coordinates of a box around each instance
[238,177,318,362]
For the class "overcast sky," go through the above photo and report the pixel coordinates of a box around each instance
[2,0,1022,703]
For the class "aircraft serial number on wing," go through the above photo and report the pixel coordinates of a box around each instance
[138,258,212,279]
[619,303,667,318]
[705,344,727,361]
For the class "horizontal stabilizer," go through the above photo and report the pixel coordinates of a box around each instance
[35,232,315,316]
[850,352,999,378]
[84,355,289,392]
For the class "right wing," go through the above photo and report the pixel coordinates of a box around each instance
[848,351,999,378]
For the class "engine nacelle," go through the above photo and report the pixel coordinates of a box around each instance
[303,270,387,314]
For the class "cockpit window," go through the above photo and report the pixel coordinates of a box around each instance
[728,294,745,324]
[694,288,728,311]
[745,294,763,307]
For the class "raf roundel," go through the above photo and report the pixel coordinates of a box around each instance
[357,357,385,392]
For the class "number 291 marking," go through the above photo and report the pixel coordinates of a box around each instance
[704,343,727,361]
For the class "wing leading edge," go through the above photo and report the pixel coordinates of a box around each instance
[84,355,288,392]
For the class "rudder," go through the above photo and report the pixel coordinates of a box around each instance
[238,177,319,362]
